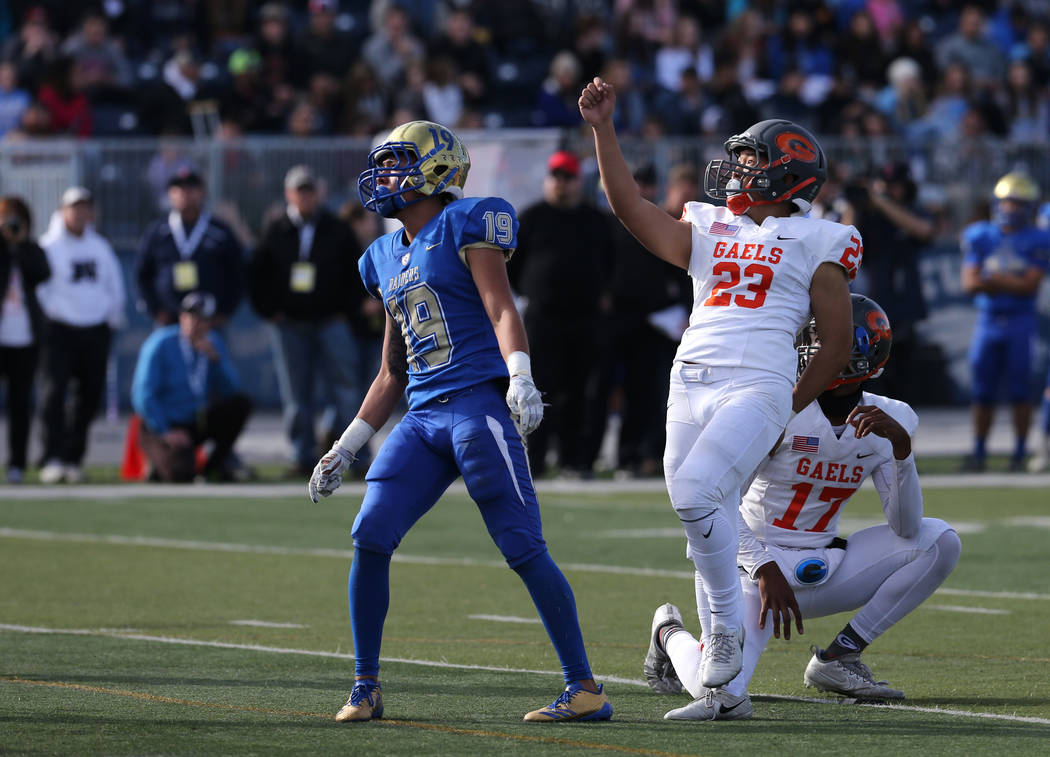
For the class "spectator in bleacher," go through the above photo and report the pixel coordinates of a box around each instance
[875,57,928,135]
[428,7,491,110]
[761,7,834,82]
[60,9,133,95]
[1017,22,1050,88]
[221,47,283,133]
[0,60,30,137]
[0,195,50,484]
[138,50,203,136]
[249,165,366,478]
[255,2,299,90]
[361,2,425,91]
[36,56,92,137]
[286,98,324,137]
[35,187,126,484]
[613,0,677,65]
[508,150,615,477]
[135,166,245,329]
[935,4,1005,92]
[299,0,358,83]
[422,57,464,129]
[834,10,890,93]
[654,15,713,93]
[910,61,972,145]
[999,58,1050,143]
[131,291,252,482]
[532,50,583,128]
[572,14,610,90]
[0,5,59,93]
[700,56,760,136]
[339,61,387,137]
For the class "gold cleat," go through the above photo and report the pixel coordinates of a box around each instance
[334,681,383,722]
[523,683,613,722]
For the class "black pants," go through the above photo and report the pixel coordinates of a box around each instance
[38,321,111,466]
[0,344,39,469]
[139,393,252,482]
[524,313,610,475]
[610,317,677,471]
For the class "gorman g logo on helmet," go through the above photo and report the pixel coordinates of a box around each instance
[775,132,818,162]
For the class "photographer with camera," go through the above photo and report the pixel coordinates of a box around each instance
[0,196,50,484]
[35,187,126,483]
[841,162,934,405]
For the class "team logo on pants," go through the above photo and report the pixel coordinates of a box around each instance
[794,557,829,584]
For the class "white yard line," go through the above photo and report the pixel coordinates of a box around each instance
[2,623,1047,726]
[229,620,308,628]
[467,614,542,624]
[924,605,1011,615]
[4,472,1050,500]
[2,527,1048,600]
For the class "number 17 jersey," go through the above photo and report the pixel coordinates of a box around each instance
[676,203,863,385]
[359,196,517,409]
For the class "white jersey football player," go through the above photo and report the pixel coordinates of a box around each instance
[644,295,962,721]
[580,78,860,687]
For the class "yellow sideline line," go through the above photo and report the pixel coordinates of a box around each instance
[1,676,696,757]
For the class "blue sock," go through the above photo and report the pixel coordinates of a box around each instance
[348,547,391,678]
[975,437,987,460]
[1042,398,1050,435]
[513,551,592,684]
[1014,436,1027,460]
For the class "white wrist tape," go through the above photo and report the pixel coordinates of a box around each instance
[336,418,376,457]
[507,351,532,377]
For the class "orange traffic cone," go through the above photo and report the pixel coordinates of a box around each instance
[120,415,146,481]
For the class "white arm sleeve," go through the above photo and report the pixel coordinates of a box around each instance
[871,453,923,539]
[737,507,776,580]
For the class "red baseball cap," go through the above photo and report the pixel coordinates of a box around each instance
[547,150,580,177]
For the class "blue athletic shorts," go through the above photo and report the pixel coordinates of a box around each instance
[968,312,1036,404]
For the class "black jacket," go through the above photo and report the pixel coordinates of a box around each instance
[0,238,51,342]
[249,209,364,323]
[135,213,245,322]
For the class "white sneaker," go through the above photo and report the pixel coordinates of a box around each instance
[804,647,905,700]
[64,465,85,484]
[643,603,684,694]
[1027,448,1049,473]
[39,460,66,484]
[700,624,744,688]
[664,687,753,721]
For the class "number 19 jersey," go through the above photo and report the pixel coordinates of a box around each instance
[359,196,517,409]
[676,203,863,384]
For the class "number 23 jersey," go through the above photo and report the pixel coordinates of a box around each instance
[676,203,863,384]
[359,196,517,409]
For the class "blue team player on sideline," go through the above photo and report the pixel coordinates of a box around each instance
[960,171,1050,472]
[307,120,613,724]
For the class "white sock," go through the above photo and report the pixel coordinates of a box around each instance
[681,505,743,632]
[664,626,705,699]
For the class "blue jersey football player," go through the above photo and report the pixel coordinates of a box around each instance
[960,171,1050,471]
[307,120,612,724]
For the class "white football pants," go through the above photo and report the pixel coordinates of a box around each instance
[664,363,792,634]
[665,518,960,698]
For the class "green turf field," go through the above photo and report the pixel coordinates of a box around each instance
[2,483,1049,755]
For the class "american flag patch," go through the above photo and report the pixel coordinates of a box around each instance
[708,221,739,236]
[791,435,820,453]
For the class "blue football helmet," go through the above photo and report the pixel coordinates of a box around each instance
[358,120,471,218]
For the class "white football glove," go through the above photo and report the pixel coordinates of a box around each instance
[308,444,355,503]
[505,351,543,436]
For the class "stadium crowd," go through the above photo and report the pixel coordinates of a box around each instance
[0,1,1046,146]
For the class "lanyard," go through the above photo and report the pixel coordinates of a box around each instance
[286,205,315,260]
[178,335,209,401]
[169,211,212,260]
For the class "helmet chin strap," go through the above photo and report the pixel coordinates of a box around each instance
[727,176,817,215]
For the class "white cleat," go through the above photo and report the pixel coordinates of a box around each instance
[700,624,744,688]
[664,687,753,721]
[1027,451,1049,473]
[804,648,905,700]
[643,603,684,694]
[64,465,85,484]
[39,460,66,484]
